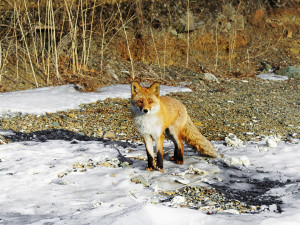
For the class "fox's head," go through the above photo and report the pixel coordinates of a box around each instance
[131,82,160,115]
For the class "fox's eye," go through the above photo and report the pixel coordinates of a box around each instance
[148,100,154,104]
[137,99,143,104]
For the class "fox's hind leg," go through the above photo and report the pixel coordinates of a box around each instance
[155,134,165,172]
[166,128,184,164]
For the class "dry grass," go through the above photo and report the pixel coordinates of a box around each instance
[0,0,299,91]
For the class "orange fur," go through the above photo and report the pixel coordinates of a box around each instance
[131,82,217,171]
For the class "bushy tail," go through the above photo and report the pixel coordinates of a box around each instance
[182,115,218,158]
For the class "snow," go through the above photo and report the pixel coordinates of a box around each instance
[0,84,191,115]
[256,73,289,81]
[0,84,300,225]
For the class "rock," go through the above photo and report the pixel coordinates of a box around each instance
[276,66,300,79]
[177,33,184,39]
[225,133,245,148]
[0,135,9,144]
[107,66,119,81]
[252,9,265,24]
[174,178,190,185]
[173,11,195,33]
[186,165,208,176]
[260,62,274,73]
[198,73,219,82]
[224,156,250,168]
[52,121,59,127]
[119,161,130,168]
[184,11,195,32]
[223,209,240,214]
[103,131,116,139]
[266,135,281,148]
[170,196,186,206]
[130,175,150,187]
[170,29,177,36]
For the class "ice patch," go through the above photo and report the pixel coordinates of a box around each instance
[225,133,245,148]
[265,135,281,148]
[257,73,289,81]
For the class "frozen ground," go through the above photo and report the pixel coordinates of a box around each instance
[0,83,299,225]
[0,84,191,115]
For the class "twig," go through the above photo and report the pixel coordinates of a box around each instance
[15,2,39,87]
[186,0,190,68]
[117,1,135,80]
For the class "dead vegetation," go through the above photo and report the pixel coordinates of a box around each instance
[0,0,299,92]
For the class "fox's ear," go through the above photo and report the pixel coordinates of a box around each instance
[149,83,160,97]
[131,82,141,96]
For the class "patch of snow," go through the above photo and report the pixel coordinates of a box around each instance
[257,73,289,81]
[0,84,192,115]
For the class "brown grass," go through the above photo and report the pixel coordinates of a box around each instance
[0,0,299,91]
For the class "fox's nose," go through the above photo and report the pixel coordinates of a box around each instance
[143,109,148,113]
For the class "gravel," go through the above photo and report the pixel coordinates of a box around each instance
[1,77,299,143]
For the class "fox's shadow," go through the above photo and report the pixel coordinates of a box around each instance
[4,129,133,146]
[3,129,137,164]
[2,129,295,210]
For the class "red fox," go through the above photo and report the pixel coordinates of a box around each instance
[131,82,218,172]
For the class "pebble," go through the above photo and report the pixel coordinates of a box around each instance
[170,196,186,206]
[198,73,219,82]
[266,136,280,148]
[162,186,258,213]
[225,133,245,148]
[103,131,116,139]
[224,156,250,168]
[0,79,299,144]
[130,175,150,187]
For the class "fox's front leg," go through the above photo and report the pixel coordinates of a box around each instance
[144,135,156,171]
[155,134,165,172]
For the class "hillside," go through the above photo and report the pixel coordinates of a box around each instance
[0,0,299,92]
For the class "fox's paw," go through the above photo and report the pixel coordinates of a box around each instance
[157,167,164,173]
[145,166,155,171]
[175,160,184,165]
[170,156,184,165]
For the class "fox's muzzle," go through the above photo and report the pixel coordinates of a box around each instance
[139,106,148,113]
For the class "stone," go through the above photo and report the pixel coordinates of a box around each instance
[260,62,273,73]
[185,11,195,32]
[171,196,186,206]
[52,121,59,127]
[0,135,8,144]
[225,133,245,148]
[198,73,219,82]
[130,175,150,187]
[253,9,265,24]
[276,66,300,79]
[173,11,195,33]
[170,29,177,36]
[103,131,116,139]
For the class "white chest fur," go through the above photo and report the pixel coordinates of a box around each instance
[133,113,162,140]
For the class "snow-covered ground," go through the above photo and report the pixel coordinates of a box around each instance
[0,84,299,225]
[0,84,191,115]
